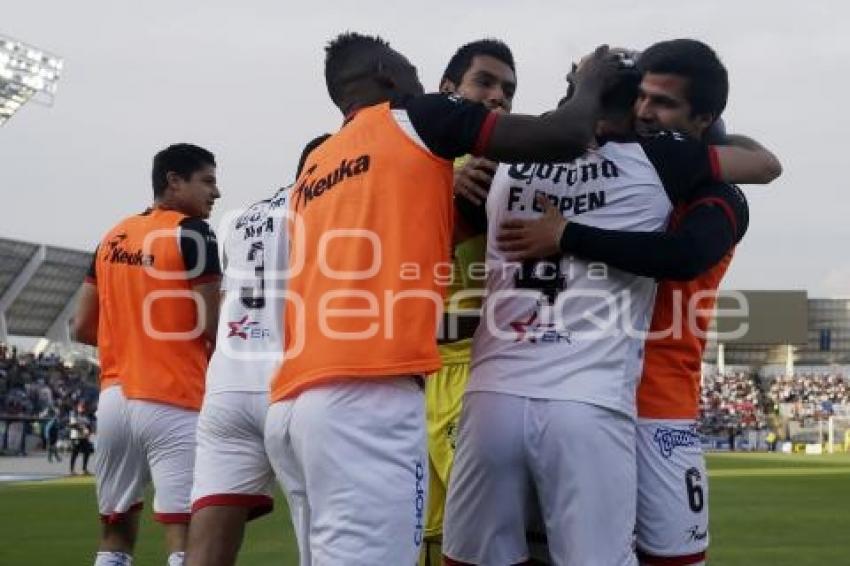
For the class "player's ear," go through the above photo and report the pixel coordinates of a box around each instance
[165,171,182,190]
[439,77,457,94]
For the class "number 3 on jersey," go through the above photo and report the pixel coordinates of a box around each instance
[514,255,567,305]
[240,241,265,309]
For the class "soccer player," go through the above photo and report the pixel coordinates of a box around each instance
[73,284,144,564]
[421,38,517,566]
[499,39,758,566]
[263,32,622,565]
[80,143,222,566]
[442,48,780,565]
[185,134,330,566]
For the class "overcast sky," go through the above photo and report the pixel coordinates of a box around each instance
[1,0,847,297]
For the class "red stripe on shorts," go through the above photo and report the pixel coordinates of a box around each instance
[100,502,143,525]
[191,494,274,521]
[637,549,706,565]
[443,556,535,565]
[154,512,192,524]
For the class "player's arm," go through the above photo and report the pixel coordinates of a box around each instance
[712,134,782,184]
[498,184,748,280]
[641,134,780,206]
[71,255,99,346]
[482,47,619,163]
[179,218,223,347]
[404,47,620,166]
[194,280,221,348]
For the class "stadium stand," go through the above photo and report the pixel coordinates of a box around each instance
[699,371,767,436]
[0,345,99,454]
[697,369,850,450]
[0,237,93,342]
[0,237,96,457]
[767,373,850,418]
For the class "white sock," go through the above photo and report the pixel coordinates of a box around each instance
[167,551,185,566]
[94,551,133,566]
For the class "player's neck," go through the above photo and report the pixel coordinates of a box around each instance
[596,116,632,138]
[152,199,185,215]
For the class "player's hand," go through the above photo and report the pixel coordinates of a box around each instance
[454,157,498,206]
[572,45,620,92]
[497,195,567,260]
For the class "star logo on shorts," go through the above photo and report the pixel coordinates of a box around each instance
[686,525,708,542]
[227,315,250,340]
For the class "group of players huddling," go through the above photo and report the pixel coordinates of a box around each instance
[72,32,781,566]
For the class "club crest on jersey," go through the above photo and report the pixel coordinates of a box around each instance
[226,315,270,340]
[510,310,572,344]
[653,425,700,459]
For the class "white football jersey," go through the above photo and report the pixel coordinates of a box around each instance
[469,135,715,417]
[205,186,290,393]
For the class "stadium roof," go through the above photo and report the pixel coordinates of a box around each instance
[0,237,91,340]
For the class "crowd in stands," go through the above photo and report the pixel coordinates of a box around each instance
[766,373,850,420]
[0,343,99,470]
[699,371,767,435]
[698,370,850,438]
[3,340,850,454]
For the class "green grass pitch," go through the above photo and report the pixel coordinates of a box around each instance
[1,453,848,565]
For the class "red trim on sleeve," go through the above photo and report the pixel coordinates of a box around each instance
[99,502,143,525]
[153,512,192,524]
[191,494,274,522]
[708,145,722,181]
[685,196,738,239]
[84,276,96,285]
[189,273,222,287]
[637,550,706,565]
[472,111,499,156]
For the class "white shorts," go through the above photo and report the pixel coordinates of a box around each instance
[443,392,637,566]
[191,391,275,519]
[265,377,427,566]
[125,399,199,523]
[94,385,146,523]
[636,419,708,564]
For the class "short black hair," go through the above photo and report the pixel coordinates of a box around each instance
[601,67,642,115]
[296,133,332,178]
[151,144,215,199]
[561,65,641,116]
[638,39,729,120]
[442,39,515,86]
[325,32,390,107]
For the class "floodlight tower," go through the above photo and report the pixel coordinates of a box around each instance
[0,34,64,126]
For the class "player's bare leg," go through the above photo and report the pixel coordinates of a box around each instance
[164,524,189,565]
[94,509,141,565]
[99,512,141,552]
[185,507,249,566]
